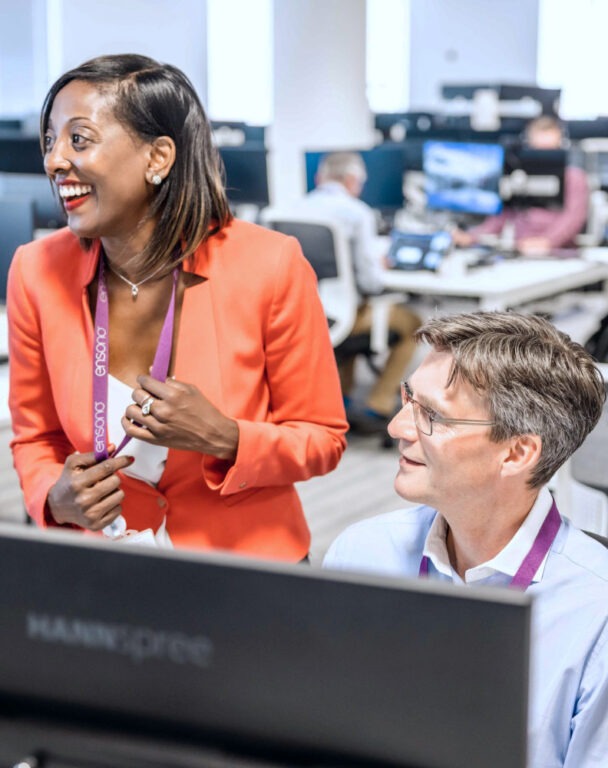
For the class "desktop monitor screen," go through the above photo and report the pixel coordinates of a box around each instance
[305,146,407,212]
[0,524,531,768]
[374,111,436,142]
[423,140,505,216]
[0,173,66,230]
[502,147,566,209]
[0,135,44,174]
[218,145,269,207]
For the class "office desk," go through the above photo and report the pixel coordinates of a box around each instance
[380,257,608,312]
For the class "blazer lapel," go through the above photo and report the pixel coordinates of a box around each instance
[174,238,225,412]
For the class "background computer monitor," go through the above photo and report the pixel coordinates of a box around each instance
[0,134,44,174]
[0,524,531,768]
[0,173,65,230]
[565,117,608,142]
[218,145,270,207]
[502,146,566,209]
[441,83,562,117]
[305,145,408,213]
[374,111,437,142]
[423,140,505,215]
[211,120,266,146]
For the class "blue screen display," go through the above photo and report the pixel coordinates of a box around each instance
[304,146,407,211]
[423,141,505,216]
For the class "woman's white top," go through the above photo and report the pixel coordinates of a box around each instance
[107,375,168,485]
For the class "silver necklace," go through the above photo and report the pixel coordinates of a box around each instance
[105,259,169,297]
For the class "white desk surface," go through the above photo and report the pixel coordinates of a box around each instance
[381,255,608,312]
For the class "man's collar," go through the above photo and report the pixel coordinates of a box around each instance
[423,487,555,585]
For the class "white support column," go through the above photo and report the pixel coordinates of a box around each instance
[271,0,374,207]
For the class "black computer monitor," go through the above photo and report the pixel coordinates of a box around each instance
[565,118,608,142]
[0,118,23,131]
[423,140,505,216]
[502,146,566,209]
[441,83,561,117]
[0,134,44,174]
[0,524,531,768]
[218,145,270,207]
[305,146,408,213]
[374,112,437,142]
[212,120,266,146]
[0,173,66,229]
[499,85,561,116]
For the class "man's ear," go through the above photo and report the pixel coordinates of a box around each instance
[500,434,542,481]
[147,136,176,184]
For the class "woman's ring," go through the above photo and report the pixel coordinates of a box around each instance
[141,396,155,417]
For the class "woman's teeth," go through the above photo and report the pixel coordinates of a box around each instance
[59,184,92,200]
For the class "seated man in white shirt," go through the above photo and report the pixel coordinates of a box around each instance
[299,152,420,434]
[324,311,608,767]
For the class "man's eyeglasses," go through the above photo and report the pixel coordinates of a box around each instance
[400,381,496,436]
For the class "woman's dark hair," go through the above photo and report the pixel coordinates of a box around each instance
[41,53,232,269]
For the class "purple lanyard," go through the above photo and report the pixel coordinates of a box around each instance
[418,499,561,591]
[92,257,178,461]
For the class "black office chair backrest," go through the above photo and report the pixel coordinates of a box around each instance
[0,197,34,302]
[583,529,608,548]
[264,220,339,282]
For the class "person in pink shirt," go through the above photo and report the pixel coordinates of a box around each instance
[452,116,589,255]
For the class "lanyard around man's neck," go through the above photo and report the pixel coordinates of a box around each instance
[418,500,561,591]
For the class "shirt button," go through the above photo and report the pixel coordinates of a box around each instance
[157,497,167,508]
[239,481,247,489]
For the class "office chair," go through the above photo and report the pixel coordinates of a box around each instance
[259,209,402,367]
[551,367,608,537]
[0,196,35,303]
[259,209,358,347]
[583,529,608,548]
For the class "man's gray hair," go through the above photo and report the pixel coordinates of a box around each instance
[417,311,606,488]
[317,152,367,184]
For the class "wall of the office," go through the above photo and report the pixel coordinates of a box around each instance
[0,0,208,115]
[272,0,373,206]
[46,0,207,102]
[409,0,540,109]
[0,0,43,117]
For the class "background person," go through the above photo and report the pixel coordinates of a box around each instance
[298,151,421,434]
[8,54,347,560]
[325,311,608,766]
[452,116,589,254]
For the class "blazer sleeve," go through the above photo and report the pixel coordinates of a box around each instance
[544,165,589,249]
[7,246,73,526]
[202,236,348,494]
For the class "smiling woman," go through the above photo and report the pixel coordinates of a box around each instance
[7,54,348,560]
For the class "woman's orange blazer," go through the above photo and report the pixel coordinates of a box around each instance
[8,218,348,560]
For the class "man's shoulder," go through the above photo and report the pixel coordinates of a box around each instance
[555,522,608,584]
[303,187,375,219]
[323,506,437,575]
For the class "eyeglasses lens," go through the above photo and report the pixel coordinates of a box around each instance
[401,383,432,436]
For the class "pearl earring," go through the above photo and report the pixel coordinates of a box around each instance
[152,174,162,185]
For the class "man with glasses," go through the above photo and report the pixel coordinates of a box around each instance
[324,311,608,767]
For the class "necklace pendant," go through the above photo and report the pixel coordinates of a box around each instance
[131,285,139,298]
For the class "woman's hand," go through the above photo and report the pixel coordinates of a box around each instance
[47,449,134,530]
[123,375,240,461]
[451,227,475,248]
